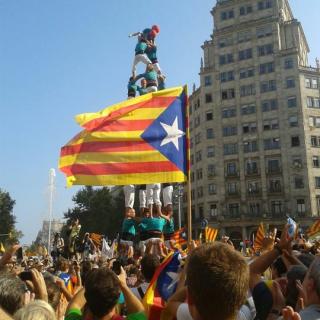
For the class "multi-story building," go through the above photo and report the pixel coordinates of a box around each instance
[187,0,320,244]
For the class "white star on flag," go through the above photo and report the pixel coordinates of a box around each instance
[160,116,185,151]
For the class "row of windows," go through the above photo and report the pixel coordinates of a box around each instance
[220,0,273,21]
[305,78,319,89]
[219,25,273,48]
[219,44,274,65]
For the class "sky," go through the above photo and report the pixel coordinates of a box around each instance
[0,0,319,244]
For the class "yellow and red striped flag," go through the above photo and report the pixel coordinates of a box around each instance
[90,233,103,247]
[253,223,265,251]
[204,227,218,242]
[172,227,187,246]
[59,87,189,186]
[307,220,320,238]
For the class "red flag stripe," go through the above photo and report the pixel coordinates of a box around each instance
[61,161,180,176]
[83,97,176,131]
[90,119,154,132]
[60,141,154,157]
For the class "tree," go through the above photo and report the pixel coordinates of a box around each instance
[0,189,22,244]
[64,186,124,239]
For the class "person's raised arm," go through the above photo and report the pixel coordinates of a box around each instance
[66,288,86,313]
[118,267,145,315]
[0,244,20,267]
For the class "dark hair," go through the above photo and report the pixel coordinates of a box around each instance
[0,272,26,315]
[272,257,287,277]
[286,265,307,308]
[298,253,315,268]
[84,268,120,318]
[140,254,160,282]
[44,274,61,311]
[186,242,249,320]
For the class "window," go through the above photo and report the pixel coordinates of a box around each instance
[294,176,304,189]
[240,84,255,97]
[190,154,194,165]
[222,107,236,118]
[195,133,201,145]
[259,62,275,74]
[267,159,281,173]
[243,140,258,153]
[269,179,282,192]
[229,203,240,218]
[286,78,296,88]
[289,115,298,127]
[207,128,214,139]
[239,67,255,79]
[315,177,320,189]
[191,172,194,182]
[311,136,320,147]
[262,99,278,112]
[248,181,259,194]
[226,162,237,175]
[224,143,238,155]
[271,201,283,216]
[297,199,306,215]
[208,164,215,178]
[197,187,203,198]
[246,160,259,175]
[223,126,237,137]
[307,97,320,109]
[243,122,257,134]
[227,183,238,194]
[264,138,280,150]
[258,44,274,56]
[238,48,253,60]
[249,203,260,216]
[309,117,320,128]
[196,168,203,180]
[258,0,273,10]
[263,119,279,130]
[292,158,302,169]
[240,5,253,16]
[261,80,276,93]
[313,156,320,168]
[221,10,234,21]
[317,197,320,215]
[220,71,235,82]
[219,53,234,65]
[195,151,202,162]
[221,88,235,100]
[208,184,216,195]
[205,93,212,103]
[219,36,233,48]
[206,111,213,121]
[241,104,256,115]
[209,204,218,217]
[194,116,200,127]
[291,136,300,147]
[207,146,215,158]
[305,78,311,88]
[306,78,319,89]
[285,58,294,69]
[237,30,252,43]
[256,25,272,38]
[288,96,297,108]
[204,76,212,86]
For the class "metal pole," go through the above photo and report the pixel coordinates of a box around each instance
[178,184,182,229]
[47,168,56,255]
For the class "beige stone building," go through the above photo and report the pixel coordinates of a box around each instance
[186,0,320,244]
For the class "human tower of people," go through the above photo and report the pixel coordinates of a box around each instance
[122,25,176,258]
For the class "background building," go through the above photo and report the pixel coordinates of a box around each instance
[35,219,64,248]
[186,0,320,244]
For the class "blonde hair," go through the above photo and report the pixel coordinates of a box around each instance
[14,300,56,320]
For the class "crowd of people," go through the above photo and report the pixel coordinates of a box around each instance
[1,223,320,320]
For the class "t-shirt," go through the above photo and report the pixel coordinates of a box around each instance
[64,308,147,320]
[146,45,157,62]
[163,218,174,235]
[135,41,147,54]
[176,303,193,320]
[122,219,136,235]
[145,217,166,232]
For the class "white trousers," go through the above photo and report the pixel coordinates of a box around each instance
[123,185,135,208]
[146,183,161,206]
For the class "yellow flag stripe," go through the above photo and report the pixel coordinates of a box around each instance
[66,171,186,187]
[60,150,169,167]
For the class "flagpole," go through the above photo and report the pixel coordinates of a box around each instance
[184,85,192,243]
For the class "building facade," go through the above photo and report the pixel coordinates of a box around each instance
[186,0,320,243]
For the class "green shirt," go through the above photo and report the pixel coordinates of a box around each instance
[64,308,147,320]
[163,218,174,234]
[135,41,147,54]
[122,218,136,235]
[145,217,166,232]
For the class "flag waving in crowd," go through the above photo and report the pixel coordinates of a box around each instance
[204,226,218,242]
[253,223,265,251]
[59,87,189,187]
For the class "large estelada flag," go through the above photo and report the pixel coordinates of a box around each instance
[307,220,320,238]
[59,86,189,186]
[172,227,187,246]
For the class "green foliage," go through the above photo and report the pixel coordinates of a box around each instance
[0,188,23,244]
[64,186,124,239]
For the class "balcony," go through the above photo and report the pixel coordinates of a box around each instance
[268,187,282,194]
[266,167,282,175]
[247,189,261,197]
[245,169,259,177]
[225,171,240,178]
